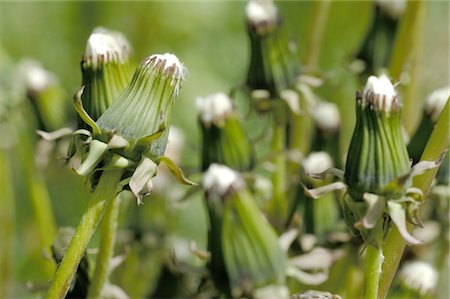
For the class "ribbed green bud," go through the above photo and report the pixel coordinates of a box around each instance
[245,0,299,96]
[203,164,285,298]
[20,59,67,131]
[80,28,132,121]
[344,74,410,200]
[197,92,254,171]
[96,53,185,158]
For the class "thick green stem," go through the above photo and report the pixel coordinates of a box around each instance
[0,150,14,298]
[87,194,122,299]
[46,169,124,299]
[363,221,384,299]
[304,0,331,69]
[270,107,287,229]
[379,100,449,299]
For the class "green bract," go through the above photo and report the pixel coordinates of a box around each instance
[70,53,194,204]
[197,92,254,171]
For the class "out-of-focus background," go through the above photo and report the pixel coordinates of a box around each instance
[0,1,448,298]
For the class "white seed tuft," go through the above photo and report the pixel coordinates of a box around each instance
[203,164,241,196]
[245,0,278,24]
[147,53,186,81]
[312,101,340,131]
[363,74,398,112]
[20,60,56,92]
[196,92,233,126]
[85,27,131,67]
[425,86,449,121]
[303,152,333,175]
[376,0,406,18]
[399,261,438,296]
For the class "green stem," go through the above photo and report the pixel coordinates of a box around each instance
[304,0,331,68]
[269,106,287,230]
[46,169,124,299]
[378,100,449,299]
[363,221,384,299]
[87,194,122,299]
[0,149,15,298]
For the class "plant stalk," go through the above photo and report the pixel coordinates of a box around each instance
[378,99,449,299]
[87,194,122,299]
[46,169,124,299]
[304,0,331,69]
[363,221,384,299]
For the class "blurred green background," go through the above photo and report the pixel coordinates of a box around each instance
[0,0,448,297]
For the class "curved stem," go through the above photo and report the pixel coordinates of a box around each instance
[46,169,124,299]
[87,194,122,299]
[379,100,449,299]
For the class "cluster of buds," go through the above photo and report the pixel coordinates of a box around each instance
[303,74,443,247]
[203,164,286,298]
[197,92,254,171]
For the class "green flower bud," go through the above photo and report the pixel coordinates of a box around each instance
[19,59,67,131]
[344,74,410,200]
[245,0,299,97]
[96,53,185,158]
[203,164,285,297]
[80,28,132,121]
[197,92,254,171]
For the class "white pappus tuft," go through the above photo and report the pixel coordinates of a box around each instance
[303,151,333,176]
[399,261,438,296]
[363,74,398,112]
[196,92,233,126]
[245,0,278,24]
[203,164,242,196]
[312,101,341,132]
[85,27,131,67]
[425,86,449,122]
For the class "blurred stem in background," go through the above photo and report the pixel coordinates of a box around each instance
[0,149,15,298]
[304,0,330,70]
[388,1,427,134]
[379,99,449,299]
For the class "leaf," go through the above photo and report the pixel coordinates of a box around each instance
[156,156,197,186]
[387,201,422,245]
[73,87,100,135]
[129,157,158,204]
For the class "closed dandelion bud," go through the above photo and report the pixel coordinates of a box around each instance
[245,0,299,96]
[19,59,67,131]
[71,53,193,203]
[81,28,132,121]
[197,92,254,171]
[203,164,285,298]
[344,74,410,200]
[408,86,449,164]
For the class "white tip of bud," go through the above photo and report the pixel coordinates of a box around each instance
[303,151,333,175]
[312,101,341,131]
[85,27,131,67]
[376,0,406,18]
[399,261,438,296]
[19,59,56,92]
[147,53,186,81]
[425,86,449,121]
[245,0,278,24]
[196,92,233,126]
[363,74,398,112]
[203,164,241,196]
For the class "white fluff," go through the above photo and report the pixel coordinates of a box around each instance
[196,92,233,126]
[148,53,186,81]
[245,0,278,23]
[20,60,56,92]
[363,74,397,112]
[377,0,406,18]
[203,164,240,196]
[303,152,333,175]
[399,261,438,295]
[425,86,449,121]
[85,28,130,67]
[312,101,340,131]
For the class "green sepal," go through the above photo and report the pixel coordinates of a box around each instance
[36,127,73,141]
[387,201,422,245]
[359,193,387,229]
[156,156,197,186]
[73,87,101,135]
[75,139,108,176]
[129,156,158,204]
[107,134,129,149]
[103,153,135,170]
[136,122,166,147]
